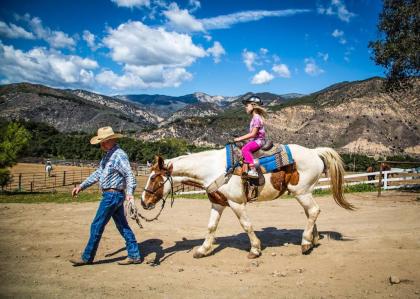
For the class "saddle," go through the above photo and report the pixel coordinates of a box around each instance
[225,141,298,202]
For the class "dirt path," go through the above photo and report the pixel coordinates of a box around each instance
[0,191,419,298]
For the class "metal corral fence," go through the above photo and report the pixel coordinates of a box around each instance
[4,164,203,194]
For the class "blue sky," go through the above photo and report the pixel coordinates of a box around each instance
[0,0,384,96]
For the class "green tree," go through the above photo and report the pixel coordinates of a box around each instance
[0,123,31,190]
[369,0,419,87]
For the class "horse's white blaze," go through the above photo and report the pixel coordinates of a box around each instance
[149,144,351,257]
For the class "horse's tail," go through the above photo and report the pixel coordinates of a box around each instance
[315,147,355,211]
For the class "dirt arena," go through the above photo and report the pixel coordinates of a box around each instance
[0,191,419,298]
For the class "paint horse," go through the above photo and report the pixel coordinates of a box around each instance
[141,144,354,259]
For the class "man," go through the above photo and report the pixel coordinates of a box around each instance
[70,126,141,266]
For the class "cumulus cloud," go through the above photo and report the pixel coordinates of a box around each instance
[15,14,76,49]
[304,58,324,76]
[204,34,212,41]
[103,21,206,67]
[272,63,291,78]
[251,70,274,84]
[242,49,257,71]
[317,0,356,22]
[0,42,98,87]
[332,29,346,44]
[82,30,99,50]
[96,66,192,89]
[201,9,310,30]
[188,0,201,12]
[0,21,35,39]
[207,41,225,63]
[111,0,150,8]
[163,2,204,32]
[99,21,206,89]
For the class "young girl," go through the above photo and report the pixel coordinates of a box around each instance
[234,96,267,178]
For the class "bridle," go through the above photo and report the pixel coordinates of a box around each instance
[128,168,174,227]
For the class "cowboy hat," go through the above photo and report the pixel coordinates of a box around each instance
[90,126,124,145]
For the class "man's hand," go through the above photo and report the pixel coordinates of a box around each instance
[72,186,81,197]
[126,194,134,202]
[234,137,240,142]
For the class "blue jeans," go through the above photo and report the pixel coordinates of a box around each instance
[82,191,140,262]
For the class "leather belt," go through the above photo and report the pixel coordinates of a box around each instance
[102,188,124,193]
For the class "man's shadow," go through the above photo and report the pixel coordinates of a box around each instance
[101,227,349,266]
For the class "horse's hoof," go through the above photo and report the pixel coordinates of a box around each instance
[301,244,313,255]
[193,250,205,259]
[247,252,260,259]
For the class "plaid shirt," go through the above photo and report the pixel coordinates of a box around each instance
[80,145,136,195]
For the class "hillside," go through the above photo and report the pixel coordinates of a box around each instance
[138,78,420,155]
[0,78,418,155]
[0,83,154,133]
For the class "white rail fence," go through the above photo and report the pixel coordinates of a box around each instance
[315,168,420,191]
[176,168,420,196]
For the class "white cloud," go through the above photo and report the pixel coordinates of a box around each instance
[188,0,201,12]
[111,0,150,8]
[83,30,99,50]
[204,34,212,41]
[251,70,274,85]
[317,0,355,22]
[242,49,257,71]
[332,29,346,44]
[163,2,204,32]
[304,58,324,76]
[0,21,35,39]
[332,29,343,37]
[318,52,329,61]
[99,21,206,89]
[0,42,98,87]
[201,9,310,30]
[17,14,76,49]
[272,63,291,78]
[207,41,225,63]
[96,65,192,89]
[259,48,268,55]
[103,21,206,67]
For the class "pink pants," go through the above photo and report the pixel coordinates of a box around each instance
[242,141,261,165]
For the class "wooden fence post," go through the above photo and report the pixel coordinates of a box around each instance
[18,174,22,191]
[63,171,66,186]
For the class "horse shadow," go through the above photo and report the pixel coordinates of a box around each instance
[101,227,349,266]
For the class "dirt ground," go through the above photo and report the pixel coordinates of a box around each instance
[0,191,419,298]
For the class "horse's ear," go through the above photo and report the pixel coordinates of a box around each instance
[156,155,165,170]
[168,163,173,175]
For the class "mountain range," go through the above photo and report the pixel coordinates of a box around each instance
[0,78,419,156]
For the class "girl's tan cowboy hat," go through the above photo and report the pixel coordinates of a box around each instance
[90,126,124,145]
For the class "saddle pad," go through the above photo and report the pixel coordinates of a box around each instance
[256,144,294,173]
[225,143,294,173]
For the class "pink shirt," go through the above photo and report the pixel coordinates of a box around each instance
[249,114,266,146]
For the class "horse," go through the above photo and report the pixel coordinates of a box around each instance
[141,144,355,259]
[45,162,53,177]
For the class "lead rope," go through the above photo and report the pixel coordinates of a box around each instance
[125,175,174,229]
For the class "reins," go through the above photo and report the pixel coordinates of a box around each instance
[126,171,174,229]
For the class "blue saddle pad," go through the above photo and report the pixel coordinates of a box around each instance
[225,143,294,173]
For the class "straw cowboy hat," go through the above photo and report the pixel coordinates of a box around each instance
[90,126,124,145]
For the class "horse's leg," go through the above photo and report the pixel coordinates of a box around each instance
[229,201,261,259]
[295,193,321,254]
[193,203,225,258]
[302,209,321,246]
